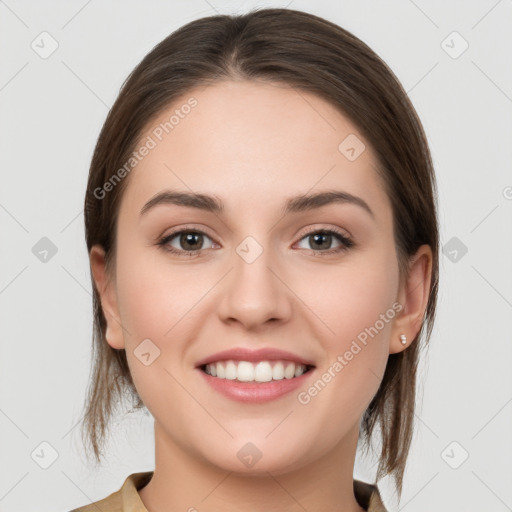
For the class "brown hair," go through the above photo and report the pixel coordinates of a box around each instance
[81,7,439,498]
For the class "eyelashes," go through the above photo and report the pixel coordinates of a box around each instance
[156,226,354,258]
[157,230,216,257]
[296,226,354,255]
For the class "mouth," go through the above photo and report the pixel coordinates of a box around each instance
[199,359,316,383]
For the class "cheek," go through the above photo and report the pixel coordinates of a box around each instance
[294,250,399,343]
[113,248,197,420]
[293,266,398,433]
[113,243,213,396]
[115,241,205,342]
[292,248,399,403]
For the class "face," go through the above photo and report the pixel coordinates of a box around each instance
[93,80,409,475]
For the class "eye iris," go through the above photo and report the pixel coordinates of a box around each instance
[310,232,331,250]
[181,232,203,250]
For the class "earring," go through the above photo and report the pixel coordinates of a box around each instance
[400,334,407,345]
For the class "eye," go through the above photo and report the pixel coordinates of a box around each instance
[157,226,354,257]
[294,227,354,255]
[157,229,216,256]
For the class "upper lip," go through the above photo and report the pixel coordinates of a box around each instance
[195,347,316,368]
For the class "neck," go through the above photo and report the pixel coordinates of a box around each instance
[138,421,366,512]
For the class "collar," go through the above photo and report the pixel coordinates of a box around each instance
[120,471,387,511]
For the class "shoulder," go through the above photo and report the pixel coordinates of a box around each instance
[354,479,387,512]
[70,491,122,512]
[69,471,153,512]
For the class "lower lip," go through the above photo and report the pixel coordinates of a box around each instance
[196,367,314,403]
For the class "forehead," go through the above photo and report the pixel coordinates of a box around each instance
[120,80,391,223]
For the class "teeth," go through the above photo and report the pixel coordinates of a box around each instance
[204,360,309,382]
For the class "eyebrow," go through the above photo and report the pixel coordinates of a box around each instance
[140,189,374,218]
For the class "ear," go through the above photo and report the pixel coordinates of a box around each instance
[89,244,125,350]
[389,244,433,354]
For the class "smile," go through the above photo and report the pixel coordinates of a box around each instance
[202,359,313,383]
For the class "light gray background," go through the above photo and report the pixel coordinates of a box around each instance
[1,1,511,511]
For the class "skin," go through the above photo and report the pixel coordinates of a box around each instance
[90,80,432,512]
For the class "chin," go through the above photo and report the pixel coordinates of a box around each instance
[199,438,311,476]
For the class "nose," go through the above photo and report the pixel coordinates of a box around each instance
[216,238,293,331]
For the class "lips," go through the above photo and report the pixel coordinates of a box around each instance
[194,347,316,368]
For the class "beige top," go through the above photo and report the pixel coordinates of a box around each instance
[70,471,387,511]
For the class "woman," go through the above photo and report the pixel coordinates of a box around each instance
[73,7,438,512]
